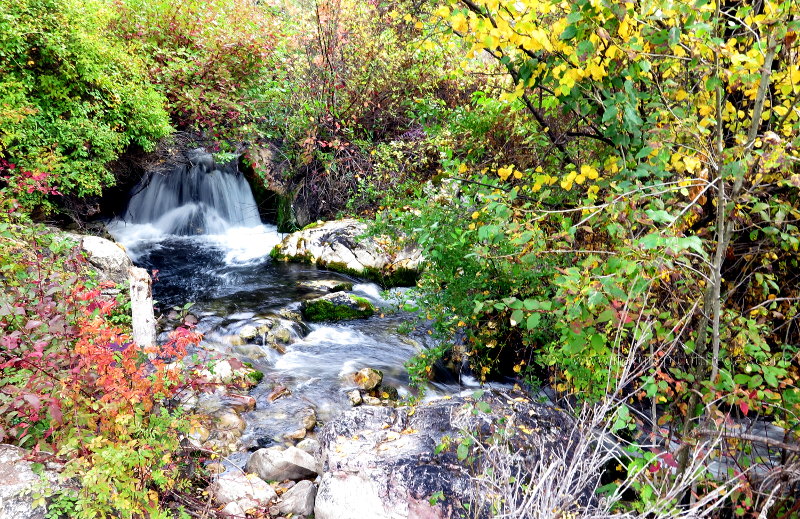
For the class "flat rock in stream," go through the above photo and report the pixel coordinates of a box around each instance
[271,219,421,287]
[314,391,582,519]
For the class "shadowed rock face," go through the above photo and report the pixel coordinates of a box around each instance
[314,391,584,519]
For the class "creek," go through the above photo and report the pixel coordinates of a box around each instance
[106,149,457,463]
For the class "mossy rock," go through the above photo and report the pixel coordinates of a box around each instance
[301,293,376,322]
[242,362,265,384]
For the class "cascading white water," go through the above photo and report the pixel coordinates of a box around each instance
[124,149,262,235]
[108,148,281,264]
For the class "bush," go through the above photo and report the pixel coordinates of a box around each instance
[110,0,282,142]
[0,0,172,212]
[0,195,204,518]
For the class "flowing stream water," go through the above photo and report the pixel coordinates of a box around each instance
[107,149,456,457]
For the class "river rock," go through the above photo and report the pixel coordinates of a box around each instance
[301,292,375,322]
[351,368,382,391]
[221,393,257,413]
[300,408,317,431]
[314,391,580,519]
[0,445,63,519]
[70,234,133,285]
[271,219,422,287]
[277,480,317,516]
[347,389,363,406]
[209,471,276,513]
[298,279,354,293]
[246,446,320,482]
[216,412,246,433]
[188,421,212,446]
[296,438,321,456]
[362,395,382,406]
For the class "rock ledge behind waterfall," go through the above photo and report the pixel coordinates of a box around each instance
[270,219,422,287]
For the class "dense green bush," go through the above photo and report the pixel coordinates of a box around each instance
[0,0,171,211]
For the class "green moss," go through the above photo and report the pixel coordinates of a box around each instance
[301,295,376,322]
[270,244,314,264]
[241,362,265,384]
[247,369,265,384]
[271,244,421,289]
[301,220,325,231]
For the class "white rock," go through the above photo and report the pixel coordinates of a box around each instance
[272,219,422,283]
[246,446,319,482]
[72,234,133,285]
[277,480,317,516]
[0,445,62,519]
[314,474,388,519]
[347,390,363,406]
[209,471,276,510]
[220,501,246,517]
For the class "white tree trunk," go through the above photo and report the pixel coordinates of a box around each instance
[128,266,156,348]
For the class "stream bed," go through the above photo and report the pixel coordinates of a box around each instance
[106,150,458,468]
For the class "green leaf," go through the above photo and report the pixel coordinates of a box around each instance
[560,25,578,40]
[526,313,540,330]
[510,309,524,326]
[457,443,469,461]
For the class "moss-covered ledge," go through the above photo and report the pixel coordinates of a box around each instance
[270,219,422,288]
[301,293,376,322]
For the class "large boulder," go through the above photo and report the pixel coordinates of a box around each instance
[209,471,276,514]
[301,292,376,322]
[245,446,320,482]
[71,234,133,286]
[314,391,581,519]
[270,219,422,287]
[0,445,63,519]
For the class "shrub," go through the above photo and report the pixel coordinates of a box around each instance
[0,0,172,212]
[0,194,204,518]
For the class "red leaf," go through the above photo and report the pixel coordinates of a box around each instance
[22,393,41,413]
[48,402,63,425]
[739,401,749,415]
[662,453,678,468]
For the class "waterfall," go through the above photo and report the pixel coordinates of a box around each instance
[123,149,262,235]
[108,148,280,265]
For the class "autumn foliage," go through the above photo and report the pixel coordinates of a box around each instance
[0,195,203,517]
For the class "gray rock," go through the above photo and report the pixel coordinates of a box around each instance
[352,368,383,391]
[209,471,276,512]
[314,391,581,519]
[277,480,316,516]
[73,234,133,285]
[0,445,62,519]
[246,446,319,482]
[296,438,321,456]
[271,219,422,286]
